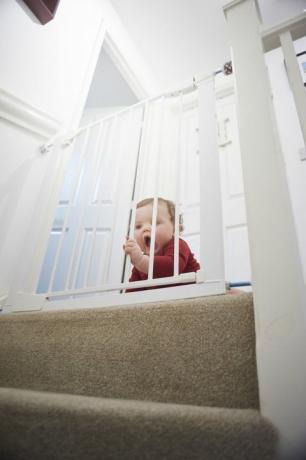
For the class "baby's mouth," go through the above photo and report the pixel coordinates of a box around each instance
[144,235,151,251]
[143,235,158,254]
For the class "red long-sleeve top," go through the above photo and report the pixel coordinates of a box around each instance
[126,237,200,292]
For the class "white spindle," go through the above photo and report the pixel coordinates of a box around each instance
[279,30,306,147]
[174,92,183,276]
[148,97,165,280]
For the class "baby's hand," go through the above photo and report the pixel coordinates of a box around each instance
[123,237,143,265]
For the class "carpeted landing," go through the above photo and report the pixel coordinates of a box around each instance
[0,293,277,459]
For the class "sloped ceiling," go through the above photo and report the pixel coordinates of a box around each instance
[110,0,230,92]
[86,47,138,107]
[110,0,306,92]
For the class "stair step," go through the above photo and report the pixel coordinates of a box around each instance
[0,293,259,409]
[0,387,277,460]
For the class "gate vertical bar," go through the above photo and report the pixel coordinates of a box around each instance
[148,96,165,280]
[104,109,133,285]
[174,92,183,276]
[123,101,149,284]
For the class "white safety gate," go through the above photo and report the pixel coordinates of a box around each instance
[34,83,226,310]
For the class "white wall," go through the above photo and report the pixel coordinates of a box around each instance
[0,0,106,130]
[0,0,107,296]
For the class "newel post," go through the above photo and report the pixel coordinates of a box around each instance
[221,0,306,456]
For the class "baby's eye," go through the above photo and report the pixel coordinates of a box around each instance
[135,224,141,230]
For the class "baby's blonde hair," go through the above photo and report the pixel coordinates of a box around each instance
[136,197,184,234]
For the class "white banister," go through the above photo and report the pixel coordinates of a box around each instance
[279,30,306,147]
[222,0,306,455]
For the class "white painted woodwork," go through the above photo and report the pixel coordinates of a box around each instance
[261,12,306,52]
[223,0,306,454]
[279,31,306,146]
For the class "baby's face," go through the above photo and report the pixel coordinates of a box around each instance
[134,202,174,255]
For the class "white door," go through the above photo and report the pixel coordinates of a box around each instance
[178,89,252,287]
[216,94,252,287]
[37,107,143,293]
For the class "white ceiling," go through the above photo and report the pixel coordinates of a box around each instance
[109,0,230,92]
[85,0,306,109]
[110,0,306,92]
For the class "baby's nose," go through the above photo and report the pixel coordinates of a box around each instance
[143,224,151,232]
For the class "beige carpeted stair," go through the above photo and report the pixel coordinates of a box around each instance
[0,293,277,459]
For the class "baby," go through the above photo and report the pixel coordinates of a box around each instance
[123,197,200,291]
